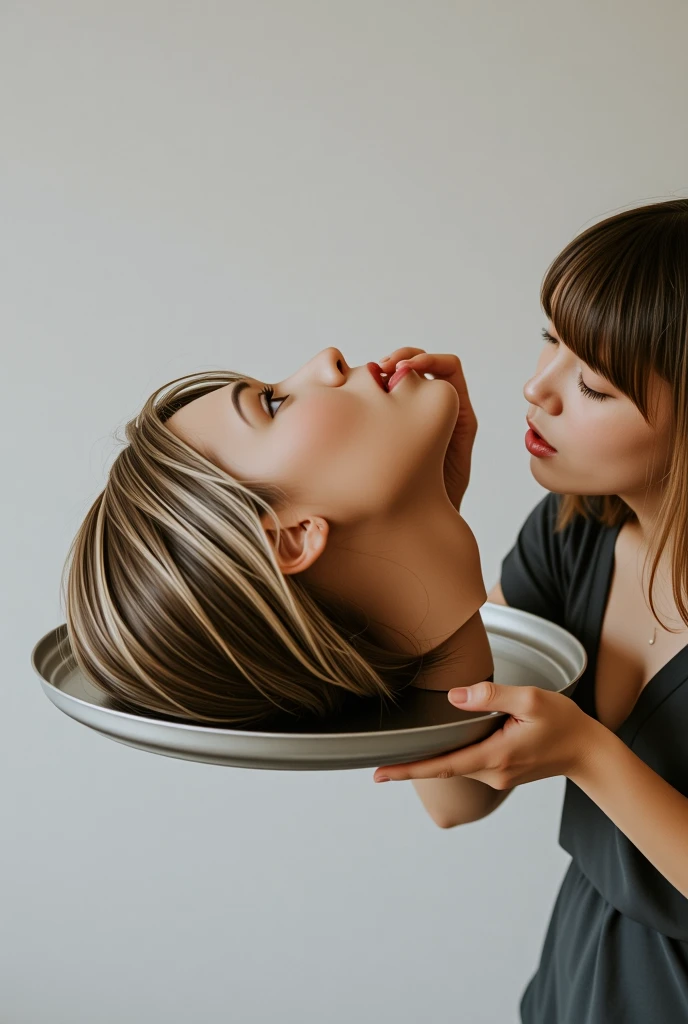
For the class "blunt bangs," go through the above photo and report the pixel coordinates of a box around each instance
[541,205,688,428]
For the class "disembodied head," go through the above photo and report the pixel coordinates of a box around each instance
[61,349,467,727]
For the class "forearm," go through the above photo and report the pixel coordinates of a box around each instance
[412,775,503,827]
[571,720,688,900]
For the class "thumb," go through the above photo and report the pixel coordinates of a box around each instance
[448,680,513,711]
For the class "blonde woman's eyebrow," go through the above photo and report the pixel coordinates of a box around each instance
[231,380,254,428]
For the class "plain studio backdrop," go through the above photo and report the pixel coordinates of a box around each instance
[2,2,687,1022]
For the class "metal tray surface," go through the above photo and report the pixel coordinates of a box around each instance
[30,603,587,770]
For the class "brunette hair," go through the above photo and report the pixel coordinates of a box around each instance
[60,372,464,727]
[542,197,688,631]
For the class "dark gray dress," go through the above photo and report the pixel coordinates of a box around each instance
[499,491,688,1023]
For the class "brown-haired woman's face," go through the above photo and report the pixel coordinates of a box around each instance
[523,322,674,499]
[166,346,459,523]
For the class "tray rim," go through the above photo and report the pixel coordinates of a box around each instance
[31,603,588,741]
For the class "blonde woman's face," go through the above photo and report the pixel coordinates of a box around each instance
[166,347,460,524]
[524,321,674,498]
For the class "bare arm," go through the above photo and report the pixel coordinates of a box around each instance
[412,582,516,828]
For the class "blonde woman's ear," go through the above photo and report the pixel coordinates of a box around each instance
[262,515,329,575]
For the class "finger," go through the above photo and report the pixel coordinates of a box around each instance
[373,729,505,782]
[394,353,476,418]
[377,348,427,369]
[449,681,538,718]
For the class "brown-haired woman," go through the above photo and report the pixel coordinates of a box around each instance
[373,197,688,1023]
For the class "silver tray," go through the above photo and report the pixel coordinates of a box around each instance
[30,603,586,771]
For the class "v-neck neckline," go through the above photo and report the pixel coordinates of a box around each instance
[585,519,688,746]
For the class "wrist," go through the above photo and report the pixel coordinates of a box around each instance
[569,714,615,785]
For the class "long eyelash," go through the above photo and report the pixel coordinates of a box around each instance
[258,385,274,415]
[576,373,607,402]
[258,385,288,418]
[541,328,608,402]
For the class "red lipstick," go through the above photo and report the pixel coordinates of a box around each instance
[525,417,557,457]
[367,363,388,391]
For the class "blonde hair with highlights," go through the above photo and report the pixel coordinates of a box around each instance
[61,371,464,727]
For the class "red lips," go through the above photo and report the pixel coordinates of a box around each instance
[367,363,388,391]
[526,416,556,450]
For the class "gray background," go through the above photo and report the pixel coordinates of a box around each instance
[3,2,687,1022]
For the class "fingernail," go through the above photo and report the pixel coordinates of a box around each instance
[375,776,391,783]
[449,687,469,704]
